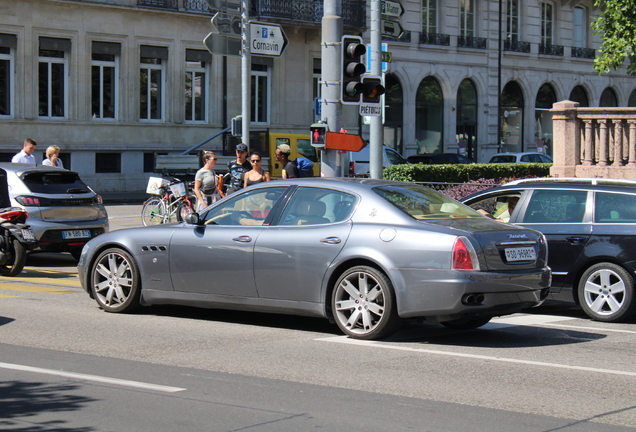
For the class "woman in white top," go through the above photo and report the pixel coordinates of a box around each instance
[194,151,220,210]
[42,145,64,168]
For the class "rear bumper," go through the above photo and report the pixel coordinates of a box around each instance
[394,267,552,319]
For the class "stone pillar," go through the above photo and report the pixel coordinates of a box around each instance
[628,120,636,167]
[582,119,593,166]
[612,119,624,166]
[550,100,580,177]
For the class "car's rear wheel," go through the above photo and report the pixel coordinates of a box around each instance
[332,265,401,340]
[141,197,166,226]
[0,238,26,277]
[90,248,141,313]
[441,316,492,330]
[578,262,636,322]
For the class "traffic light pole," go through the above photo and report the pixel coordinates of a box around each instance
[320,0,343,177]
[368,0,383,179]
[241,0,250,148]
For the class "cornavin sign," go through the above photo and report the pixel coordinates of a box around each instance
[249,22,289,57]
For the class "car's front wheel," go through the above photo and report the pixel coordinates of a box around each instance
[578,262,636,322]
[90,248,141,313]
[332,266,401,340]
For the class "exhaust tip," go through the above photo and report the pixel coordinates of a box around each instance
[462,293,485,306]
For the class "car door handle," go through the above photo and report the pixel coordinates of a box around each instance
[233,236,252,243]
[566,236,587,245]
[320,237,341,244]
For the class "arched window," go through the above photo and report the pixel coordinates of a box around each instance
[535,83,557,157]
[569,85,589,107]
[629,89,636,107]
[384,74,404,154]
[415,76,443,154]
[456,79,478,160]
[600,87,618,107]
[500,81,524,152]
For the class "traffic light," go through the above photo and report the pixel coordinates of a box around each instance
[362,75,386,104]
[341,35,366,104]
[310,123,328,147]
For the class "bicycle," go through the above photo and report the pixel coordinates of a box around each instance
[141,178,197,226]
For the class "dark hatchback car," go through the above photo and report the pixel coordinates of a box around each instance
[407,153,475,165]
[461,178,636,322]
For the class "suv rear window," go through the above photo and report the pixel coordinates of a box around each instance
[21,172,90,194]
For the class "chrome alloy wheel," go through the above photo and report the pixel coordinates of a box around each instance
[91,248,140,313]
[579,262,636,322]
[332,266,399,339]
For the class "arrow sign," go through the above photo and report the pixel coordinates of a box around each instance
[381,0,404,18]
[211,12,241,36]
[249,22,288,57]
[203,32,242,57]
[381,19,404,39]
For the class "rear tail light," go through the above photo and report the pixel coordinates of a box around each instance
[452,237,480,271]
[0,209,27,223]
[95,194,103,205]
[15,196,41,206]
[349,161,355,175]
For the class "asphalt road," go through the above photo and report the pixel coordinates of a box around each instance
[1,205,636,431]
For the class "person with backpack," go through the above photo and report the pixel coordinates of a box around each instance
[275,144,314,179]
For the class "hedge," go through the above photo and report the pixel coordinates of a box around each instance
[383,163,552,183]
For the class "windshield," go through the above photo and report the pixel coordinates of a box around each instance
[374,184,483,220]
[21,172,90,194]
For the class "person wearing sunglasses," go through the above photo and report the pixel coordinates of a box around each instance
[194,151,221,210]
[243,151,271,188]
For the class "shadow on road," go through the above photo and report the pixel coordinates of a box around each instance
[25,253,77,269]
[0,380,97,431]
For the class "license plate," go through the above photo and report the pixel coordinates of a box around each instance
[21,229,36,242]
[505,247,536,262]
[62,230,91,239]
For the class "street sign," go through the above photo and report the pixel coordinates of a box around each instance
[211,12,241,36]
[381,0,404,18]
[366,43,389,73]
[359,103,382,117]
[381,19,404,39]
[249,22,288,57]
[203,32,242,57]
[205,0,240,14]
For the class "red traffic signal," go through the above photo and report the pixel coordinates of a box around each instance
[362,76,385,104]
[310,123,327,147]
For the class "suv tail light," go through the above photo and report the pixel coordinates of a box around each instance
[452,237,480,270]
[15,196,41,206]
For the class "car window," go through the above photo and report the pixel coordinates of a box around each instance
[520,190,587,223]
[374,184,482,220]
[21,172,89,194]
[595,192,636,223]
[490,155,515,163]
[385,148,407,165]
[279,187,356,225]
[466,193,521,222]
[296,138,319,162]
[539,155,553,163]
[202,187,287,226]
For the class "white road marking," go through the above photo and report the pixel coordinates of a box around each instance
[0,362,186,393]
[316,337,636,377]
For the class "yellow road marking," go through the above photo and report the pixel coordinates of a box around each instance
[0,294,19,298]
[0,283,75,294]
[7,268,82,287]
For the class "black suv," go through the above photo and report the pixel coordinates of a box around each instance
[461,178,636,322]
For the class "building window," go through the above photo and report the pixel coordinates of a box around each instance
[573,7,586,48]
[500,81,524,153]
[600,88,618,107]
[506,0,520,44]
[541,2,553,46]
[38,37,70,118]
[415,76,443,154]
[0,34,16,117]
[185,49,211,122]
[569,85,589,107]
[95,153,121,173]
[422,0,437,34]
[140,45,167,121]
[92,42,120,120]
[313,58,321,122]
[144,152,155,173]
[251,63,270,124]
[460,0,474,38]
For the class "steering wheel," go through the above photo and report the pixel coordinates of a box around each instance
[204,212,233,225]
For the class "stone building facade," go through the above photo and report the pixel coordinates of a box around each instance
[0,0,635,191]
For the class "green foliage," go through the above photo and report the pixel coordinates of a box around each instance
[383,163,552,182]
[592,0,636,76]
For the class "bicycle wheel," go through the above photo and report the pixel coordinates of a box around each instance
[141,197,166,226]
[177,201,193,222]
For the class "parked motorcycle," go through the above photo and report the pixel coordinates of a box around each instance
[0,207,36,276]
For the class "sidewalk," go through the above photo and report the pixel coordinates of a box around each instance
[100,191,149,205]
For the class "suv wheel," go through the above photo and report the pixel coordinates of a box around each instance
[578,262,636,322]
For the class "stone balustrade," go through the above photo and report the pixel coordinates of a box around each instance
[550,100,636,179]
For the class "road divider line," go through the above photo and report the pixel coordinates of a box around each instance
[0,362,186,393]
[0,284,75,294]
[315,336,636,378]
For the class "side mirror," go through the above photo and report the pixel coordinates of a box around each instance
[184,212,200,225]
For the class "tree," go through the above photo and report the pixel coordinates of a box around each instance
[592,0,636,75]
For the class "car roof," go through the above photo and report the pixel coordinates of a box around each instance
[0,162,72,176]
